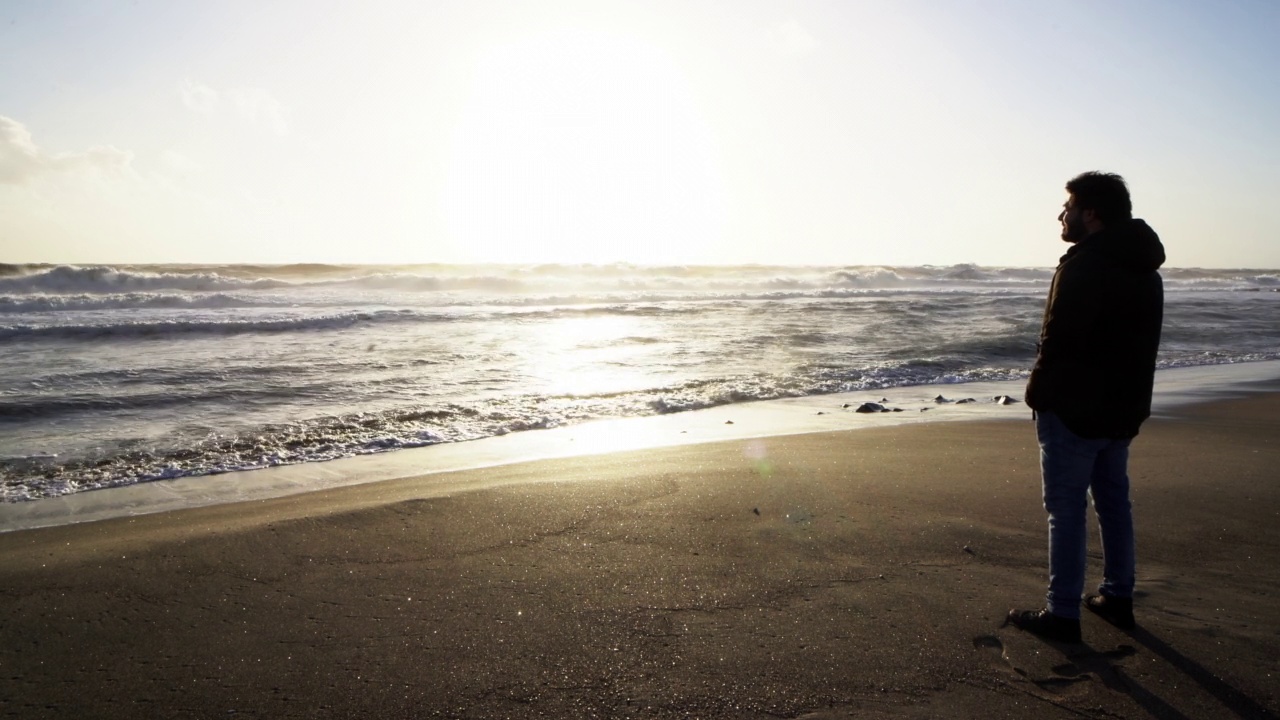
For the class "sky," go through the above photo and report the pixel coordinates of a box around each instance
[1,0,1278,268]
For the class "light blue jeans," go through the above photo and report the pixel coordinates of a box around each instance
[1036,411,1136,619]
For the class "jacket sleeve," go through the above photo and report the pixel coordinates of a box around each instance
[1026,256,1104,410]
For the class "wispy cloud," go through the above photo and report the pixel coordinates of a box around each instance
[227,87,289,136]
[0,116,133,185]
[179,78,219,114]
[179,78,290,136]
[772,19,820,56]
[159,149,203,175]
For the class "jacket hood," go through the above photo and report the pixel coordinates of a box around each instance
[1065,219,1165,272]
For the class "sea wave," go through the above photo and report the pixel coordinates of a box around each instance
[2,360,1034,500]
[1160,272,1280,290]
[0,309,449,341]
[0,292,301,313]
[0,386,313,421]
[6,263,1278,300]
[0,265,293,293]
[1,263,1047,296]
[6,347,1280,502]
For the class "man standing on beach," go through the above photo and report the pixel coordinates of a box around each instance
[1010,171,1165,643]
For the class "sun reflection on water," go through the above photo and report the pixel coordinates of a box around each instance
[524,313,668,398]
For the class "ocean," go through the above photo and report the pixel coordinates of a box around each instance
[2,262,1278,503]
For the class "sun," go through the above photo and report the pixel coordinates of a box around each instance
[444,27,725,265]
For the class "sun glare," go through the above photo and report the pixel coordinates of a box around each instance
[445,28,725,265]
[525,313,657,397]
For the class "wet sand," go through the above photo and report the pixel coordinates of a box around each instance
[1,394,1277,718]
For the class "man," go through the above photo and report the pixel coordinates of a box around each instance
[1010,171,1165,643]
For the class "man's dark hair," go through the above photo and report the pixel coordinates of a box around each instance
[1065,171,1132,224]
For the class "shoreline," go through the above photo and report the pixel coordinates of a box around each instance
[1,388,1276,717]
[3,359,1280,533]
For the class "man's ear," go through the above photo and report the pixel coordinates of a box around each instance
[1082,208,1099,224]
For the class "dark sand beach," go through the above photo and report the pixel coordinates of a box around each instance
[2,394,1277,719]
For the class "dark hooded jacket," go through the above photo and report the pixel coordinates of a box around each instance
[1025,219,1165,439]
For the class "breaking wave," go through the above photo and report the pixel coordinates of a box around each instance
[0,309,449,341]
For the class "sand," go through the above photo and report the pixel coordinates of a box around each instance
[1,394,1277,719]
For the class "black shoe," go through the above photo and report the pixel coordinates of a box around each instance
[1007,608,1082,643]
[1084,594,1135,630]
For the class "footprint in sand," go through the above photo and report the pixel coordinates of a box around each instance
[973,635,1118,696]
[973,635,1024,676]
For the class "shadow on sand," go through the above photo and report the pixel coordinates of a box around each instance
[985,618,1275,719]
[1125,626,1276,720]
[1067,627,1276,720]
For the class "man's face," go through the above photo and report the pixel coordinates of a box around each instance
[1058,196,1087,243]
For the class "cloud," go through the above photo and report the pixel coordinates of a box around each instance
[226,87,289,136]
[773,19,820,56]
[159,149,203,174]
[0,115,133,185]
[179,78,290,136]
[179,78,219,114]
[0,117,42,184]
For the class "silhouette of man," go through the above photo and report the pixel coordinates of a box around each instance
[1010,171,1165,643]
